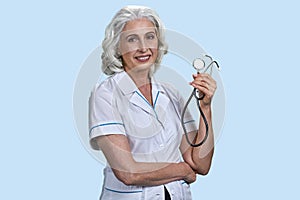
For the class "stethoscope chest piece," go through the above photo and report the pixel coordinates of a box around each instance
[193,58,205,72]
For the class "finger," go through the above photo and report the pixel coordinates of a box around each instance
[191,79,216,92]
[191,80,210,90]
[190,73,217,94]
[190,82,210,95]
[190,81,216,98]
[192,87,214,104]
[197,75,216,85]
[192,74,216,87]
[192,73,212,79]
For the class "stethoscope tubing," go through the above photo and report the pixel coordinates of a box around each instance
[181,56,220,147]
[181,87,209,147]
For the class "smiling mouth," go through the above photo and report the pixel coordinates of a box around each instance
[135,55,151,62]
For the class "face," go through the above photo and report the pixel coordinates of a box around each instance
[119,18,158,72]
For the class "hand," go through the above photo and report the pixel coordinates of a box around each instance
[190,73,217,107]
[180,162,197,184]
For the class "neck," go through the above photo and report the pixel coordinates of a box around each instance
[125,68,153,106]
[126,69,151,89]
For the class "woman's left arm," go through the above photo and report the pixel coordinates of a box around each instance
[180,73,217,175]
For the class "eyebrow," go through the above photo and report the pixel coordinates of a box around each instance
[125,34,138,39]
[124,31,156,40]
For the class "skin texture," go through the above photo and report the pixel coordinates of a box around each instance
[95,18,216,186]
[119,18,158,81]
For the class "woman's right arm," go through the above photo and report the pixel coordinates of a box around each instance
[96,134,196,186]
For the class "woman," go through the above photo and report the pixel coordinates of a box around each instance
[89,5,217,200]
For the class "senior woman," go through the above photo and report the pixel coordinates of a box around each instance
[89,5,216,200]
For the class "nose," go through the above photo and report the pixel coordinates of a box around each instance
[138,39,147,52]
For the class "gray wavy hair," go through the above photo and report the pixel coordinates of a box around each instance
[101,5,168,75]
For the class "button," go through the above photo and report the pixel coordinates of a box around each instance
[159,144,164,148]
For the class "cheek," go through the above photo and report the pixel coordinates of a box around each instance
[121,52,133,63]
[146,39,158,50]
[120,44,139,54]
[151,48,159,58]
[119,38,137,54]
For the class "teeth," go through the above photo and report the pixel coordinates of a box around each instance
[136,56,150,61]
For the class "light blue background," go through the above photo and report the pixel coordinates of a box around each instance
[1,0,299,199]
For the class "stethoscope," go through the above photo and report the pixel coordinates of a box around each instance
[181,55,220,147]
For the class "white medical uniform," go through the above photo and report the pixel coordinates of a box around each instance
[89,71,197,200]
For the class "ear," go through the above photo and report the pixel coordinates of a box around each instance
[115,48,121,58]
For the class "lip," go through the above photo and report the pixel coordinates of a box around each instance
[135,55,151,62]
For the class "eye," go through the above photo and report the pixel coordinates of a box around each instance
[146,33,156,40]
[127,35,138,43]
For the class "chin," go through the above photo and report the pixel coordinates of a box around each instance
[131,62,155,73]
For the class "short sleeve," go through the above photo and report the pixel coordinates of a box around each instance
[88,82,126,150]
